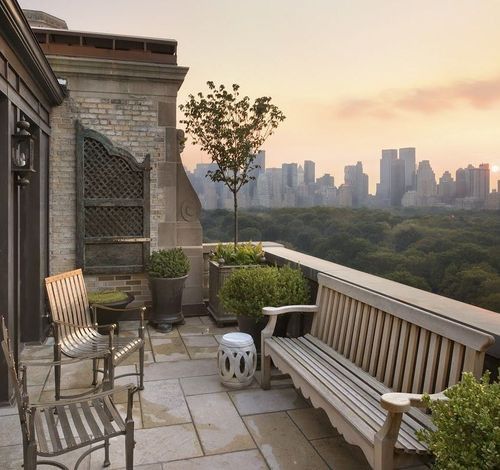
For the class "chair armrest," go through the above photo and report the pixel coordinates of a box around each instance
[380,391,447,413]
[91,305,146,331]
[28,383,137,408]
[262,305,318,316]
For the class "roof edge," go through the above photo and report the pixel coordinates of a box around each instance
[0,0,64,105]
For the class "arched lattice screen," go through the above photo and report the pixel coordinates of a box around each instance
[76,122,150,274]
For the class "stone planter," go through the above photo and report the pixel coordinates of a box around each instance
[149,275,188,331]
[208,261,260,326]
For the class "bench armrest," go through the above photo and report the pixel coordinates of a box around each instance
[380,391,447,413]
[262,305,318,316]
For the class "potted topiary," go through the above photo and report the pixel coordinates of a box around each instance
[219,265,310,349]
[416,371,499,469]
[148,248,190,332]
[88,290,135,334]
[208,242,266,326]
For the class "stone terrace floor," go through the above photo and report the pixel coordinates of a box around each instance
[0,316,382,469]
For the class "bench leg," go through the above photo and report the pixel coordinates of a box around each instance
[261,353,272,390]
[374,411,402,470]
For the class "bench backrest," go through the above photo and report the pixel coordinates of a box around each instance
[45,269,93,342]
[311,273,494,394]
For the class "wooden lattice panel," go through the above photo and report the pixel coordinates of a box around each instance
[76,122,150,274]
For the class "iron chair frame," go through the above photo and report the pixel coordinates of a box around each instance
[1,317,136,470]
[45,269,146,400]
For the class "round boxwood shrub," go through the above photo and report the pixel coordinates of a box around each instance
[416,371,500,469]
[219,265,309,320]
[149,248,190,279]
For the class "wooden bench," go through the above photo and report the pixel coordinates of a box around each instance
[261,273,494,469]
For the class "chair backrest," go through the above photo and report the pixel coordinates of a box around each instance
[45,269,94,346]
[1,317,29,431]
[311,273,494,394]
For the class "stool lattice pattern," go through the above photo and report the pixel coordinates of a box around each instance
[218,334,257,388]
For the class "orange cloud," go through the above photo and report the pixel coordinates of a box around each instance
[337,76,500,118]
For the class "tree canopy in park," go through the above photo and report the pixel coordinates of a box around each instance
[202,208,500,313]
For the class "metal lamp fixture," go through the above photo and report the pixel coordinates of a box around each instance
[11,119,35,186]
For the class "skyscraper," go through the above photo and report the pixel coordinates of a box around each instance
[282,163,298,189]
[416,160,437,206]
[471,164,490,200]
[399,147,416,191]
[253,150,266,177]
[378,149,398,202]
[344,161,368,207]
[438,171,455,203]
[390,159,406,206]
[304,160,315,185]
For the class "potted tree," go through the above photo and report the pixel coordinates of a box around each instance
[219,265,310,349]
[208,242,266,325]
[148,248,190,332]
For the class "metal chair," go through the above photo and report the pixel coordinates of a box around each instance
[0,316,136,470]
[44,269,146,400]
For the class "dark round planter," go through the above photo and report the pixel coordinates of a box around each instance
[94,293,134,334]
[149,275,188,331]
[237,314,290,353]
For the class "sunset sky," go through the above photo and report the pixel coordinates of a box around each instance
[20,0,500,192]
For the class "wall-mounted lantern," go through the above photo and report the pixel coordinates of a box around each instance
[11,119,35,187]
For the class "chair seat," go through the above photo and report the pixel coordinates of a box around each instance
[61,331,144,363]
[33,395,126,457]
[266,334,433,454]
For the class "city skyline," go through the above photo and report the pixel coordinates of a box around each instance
[186,148,500,211]
[18,0,500,194]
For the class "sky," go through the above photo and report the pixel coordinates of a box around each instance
[19,0,500,193]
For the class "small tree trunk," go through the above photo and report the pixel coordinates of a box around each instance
[233,190,238,246]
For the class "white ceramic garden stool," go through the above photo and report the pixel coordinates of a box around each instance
[218,332,257,388]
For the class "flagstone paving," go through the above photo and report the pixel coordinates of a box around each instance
[0,314,422,469]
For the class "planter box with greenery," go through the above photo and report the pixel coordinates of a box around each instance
[208,243,265,325]
[88,290,135,334]
[219,265,310,349]
[149,248,190,332]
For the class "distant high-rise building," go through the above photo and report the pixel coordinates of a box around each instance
[337,184,352,207]
[471,163,490,200]
[304,160,315,185]
[399,147,416,191]
[438,171,455,203]
[297,164,304,186]
[416,160,437,206]
[317,173,334,187]
[378,149,398,201]
[344,161,368,207]
[282,163,298,189]
[253,150,266,177]
[390,159,406,206]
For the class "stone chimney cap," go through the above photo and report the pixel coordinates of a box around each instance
[23,9,68,30]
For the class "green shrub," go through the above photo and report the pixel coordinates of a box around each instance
[219,265,309,319]
[149,248,190,278]
[416,371,500,469]
[88,290,128,304]
[210,242,264,266]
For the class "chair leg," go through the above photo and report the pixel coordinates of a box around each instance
[92,358,98,386]
[125,419,135,470]
[54,345,62,400]
[103,437,111,467]
[24,441,37,470]
[138,345,144,390]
